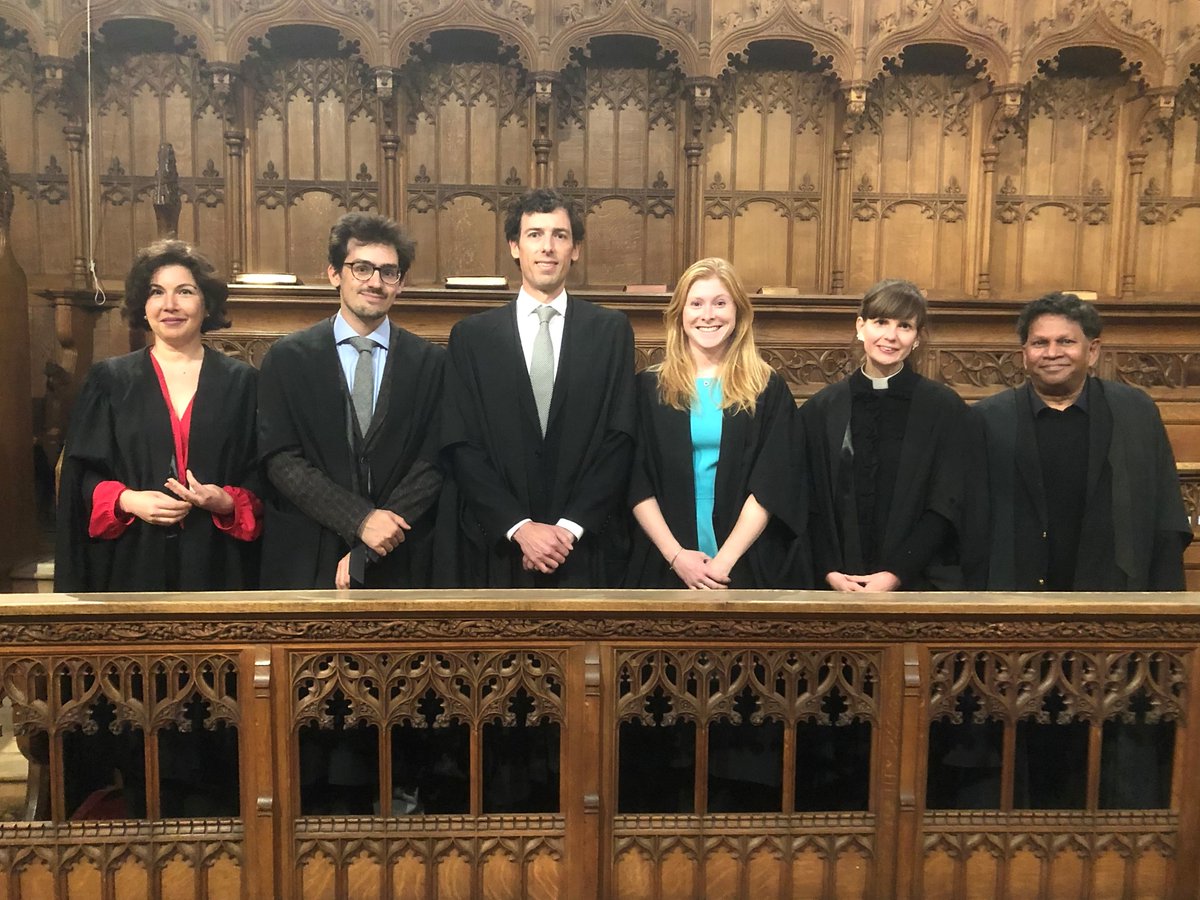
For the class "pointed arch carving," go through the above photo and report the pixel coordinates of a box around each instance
[1018,8,1166,89]
[57,7,218,63]
[390,10,537,73]
[863,6,1007,87]
[225,3,384,68]
[547,9,699,78]
[710,10,852,81]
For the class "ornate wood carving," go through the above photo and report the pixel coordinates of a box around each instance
[616,648,879,727]
[927,649,1187,726]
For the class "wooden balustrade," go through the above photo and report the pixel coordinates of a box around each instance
[1,591,1200,899]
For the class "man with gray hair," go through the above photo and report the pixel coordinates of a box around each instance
[968,291,1191,591]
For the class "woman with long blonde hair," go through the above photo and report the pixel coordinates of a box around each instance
[626,257,806,589]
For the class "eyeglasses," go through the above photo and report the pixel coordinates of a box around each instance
[343,260,402,285]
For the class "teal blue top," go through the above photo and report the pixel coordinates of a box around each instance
[690,377,723,557]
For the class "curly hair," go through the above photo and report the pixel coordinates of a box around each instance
[123,240,230,333]
[503,188,585,245]
[327,212,416,276]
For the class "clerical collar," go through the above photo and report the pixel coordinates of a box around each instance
[861,365,901,390]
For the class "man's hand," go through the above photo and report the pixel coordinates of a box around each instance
[119,490,191,527]
[513,522,574,574]
[858,571,901,592]
[335,553,351,590]
[165,469,235,516]
[359,509,410,556]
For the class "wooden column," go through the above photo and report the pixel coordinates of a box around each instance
[682,78,714,273]
[533,73,556,188]
[830,82,864,295]
[373,67,400,219]
[0,146,39,582]
[212,64,246,276]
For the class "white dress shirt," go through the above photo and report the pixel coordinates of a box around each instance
[506,288,583,543]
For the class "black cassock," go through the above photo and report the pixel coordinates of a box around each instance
[436,297,636,587]
[257,319,446,589]
[801,367,969,590]
[55,347,260,592]
[625,370,809,589]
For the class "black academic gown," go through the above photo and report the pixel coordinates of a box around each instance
[801,367,969,590]
[257,318,446,589]
[969,377,1192,590]
[55,347,260,592]
[625,370,808,589]
[436,296,637,587]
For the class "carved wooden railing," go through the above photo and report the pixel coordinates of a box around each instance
[2,592,1200,899]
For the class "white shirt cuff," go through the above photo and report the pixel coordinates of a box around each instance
[506,518,532,541]
[556,518,584,541]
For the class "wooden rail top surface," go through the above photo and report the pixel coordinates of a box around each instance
[5,590,1200,621]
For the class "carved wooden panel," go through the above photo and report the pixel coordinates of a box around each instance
[990,73,1133,298]
[849,70,979,296]
[286,648,567,895]
[87,44,226,278]
[401,37,531,286]
[555,61,681,288]
[245,49,378,281]
[1135,75,1200,297]
[703,69,837,291]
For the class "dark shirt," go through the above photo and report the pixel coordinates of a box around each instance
[1030,386,1090,590]
[847,366,952,583]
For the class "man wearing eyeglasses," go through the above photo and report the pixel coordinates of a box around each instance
[257,212,445,589]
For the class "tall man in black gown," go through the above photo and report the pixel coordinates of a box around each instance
[969,291,1191,592]
[258,213,445,590]
[438,188,637,587]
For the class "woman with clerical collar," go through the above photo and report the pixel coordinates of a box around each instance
[801,278,969,592]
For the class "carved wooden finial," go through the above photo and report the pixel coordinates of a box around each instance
[153,143,181,239]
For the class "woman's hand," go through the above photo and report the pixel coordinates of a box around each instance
[672,549,731,590]
[118,489,192,527]
[825,570,901,592]
[826,571,867,592]
[165,469,235,516]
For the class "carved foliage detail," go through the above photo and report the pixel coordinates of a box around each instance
[928,649,1188,726]
[1028,76,1123,140]
[1113,353,1200,389]
[616,649,879,727]
[292,649,565,730]
[0,653,239,736]
[860,74,976,137]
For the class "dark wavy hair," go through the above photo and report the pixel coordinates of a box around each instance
[503,188,585,245]
[327,212,416,276]
[1016,291,1103,343]
[123,240,230,333]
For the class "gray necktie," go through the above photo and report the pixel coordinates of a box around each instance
[530,304,558,435]
[346,335,376,435]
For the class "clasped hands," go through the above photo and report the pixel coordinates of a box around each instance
[335,509,412,590]
[671,548,731,590]
[119,469,234,527]
[825,571,900,592]
[514,521,575,573]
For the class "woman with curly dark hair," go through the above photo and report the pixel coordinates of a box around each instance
[55,240,261,592]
